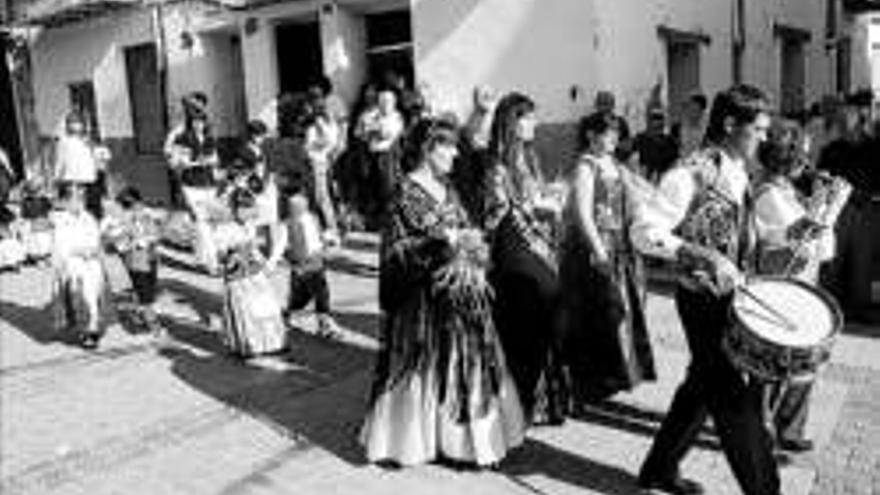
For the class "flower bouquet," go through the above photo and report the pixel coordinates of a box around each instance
[432,227,492,310]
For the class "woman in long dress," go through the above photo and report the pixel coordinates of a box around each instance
[560,112,656,405]
[483,93,567,425]
[361,118,525,468]
[51,183,107,349]
[216,186,288,358]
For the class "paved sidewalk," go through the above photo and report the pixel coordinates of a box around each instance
[1,236,879,495]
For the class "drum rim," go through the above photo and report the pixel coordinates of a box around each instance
[730,274,843,348]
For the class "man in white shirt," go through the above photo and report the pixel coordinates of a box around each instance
[630,85,779,495]
[55,113,102,217]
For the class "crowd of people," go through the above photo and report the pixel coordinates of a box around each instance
[0,69,877,495]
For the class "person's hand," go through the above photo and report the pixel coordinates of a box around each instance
[322,229,341,248]
[442,227,461,247]
[709,253,743,295]
[787,217,824,243]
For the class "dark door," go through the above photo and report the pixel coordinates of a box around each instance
[124,43,165,154]
[780,38,806,117]
[276,20,323,94]
[68,81,100,142]
[0,34,24,179]
[666,41,701,124]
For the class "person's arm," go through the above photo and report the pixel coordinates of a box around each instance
[571,163,610,265]
[53,138,67,181]
[630,164,743,293]
[265,223,288,271]
[483,165,510,232]
[754,185,805,247]
[629,166,693,259]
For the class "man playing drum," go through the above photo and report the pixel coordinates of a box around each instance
[630,85,780,495]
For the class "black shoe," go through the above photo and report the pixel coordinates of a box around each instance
[637,474,705,495]
[80,334,99,350]
[777,437,814,453]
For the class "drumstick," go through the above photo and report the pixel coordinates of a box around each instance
[737,285,799,332]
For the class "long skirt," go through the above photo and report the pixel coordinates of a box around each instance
[222,270,287,357]
[182,185,220,272]
[560,238,656,403]
[361,292,526,467]
[490,241,568,424]
[53,256,107,337]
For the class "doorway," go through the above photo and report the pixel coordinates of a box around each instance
[0,34,24,179]
[276,19,323,94]
[124,43,165,154]
[780,38,806,116]
[666,40,701,125]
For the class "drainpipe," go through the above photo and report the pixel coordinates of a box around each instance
[150,1,170,133]
[733,0,746,83]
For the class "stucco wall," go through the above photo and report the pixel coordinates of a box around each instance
[241,0,317,127]
[31,9,153,138]
[743,0,834,110]
[30,3,244,141]
[412,0,599,123]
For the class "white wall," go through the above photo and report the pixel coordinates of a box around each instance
[240,0,316,127]
[162,3,241,137]
[31,3,245,141]
[30,9,153,137]
[412,0,600,123]
[412,0,834,130]
[590,0,734,131]
[743,0,833,111]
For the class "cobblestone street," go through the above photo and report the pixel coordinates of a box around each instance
[1,235,879,495]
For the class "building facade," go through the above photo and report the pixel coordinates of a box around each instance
[4,0,876,178]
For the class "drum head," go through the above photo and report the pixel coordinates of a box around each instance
[733,276,841,348]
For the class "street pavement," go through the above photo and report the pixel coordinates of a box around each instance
[1,233,879,495]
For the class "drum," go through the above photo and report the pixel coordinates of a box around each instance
[723,276,842,382]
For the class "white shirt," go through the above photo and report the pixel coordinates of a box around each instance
[630,147,750,260]
[753,179,804,247]
[359,109,404,152]
[306,117,341,164]
[55,136,97,183]
[52,209,101,268]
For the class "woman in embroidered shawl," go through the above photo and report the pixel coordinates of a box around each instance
[361,118,525,468]
[483,92,567,425]
[560,112,656,406]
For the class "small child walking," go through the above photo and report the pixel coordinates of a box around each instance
[103,186,164,333]
[283,194,341,338]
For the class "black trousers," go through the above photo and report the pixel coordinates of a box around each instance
[167,167,183,209]
[760,380,812,443]
[491,246,562,419]
[286,266,330,314]
[639,287,780,495]
[128,265,158,305]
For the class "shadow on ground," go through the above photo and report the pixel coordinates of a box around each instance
[500,438,642,494]
[156,306,378,470]
[570,400,721,452]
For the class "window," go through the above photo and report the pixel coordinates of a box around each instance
[365,9,414,86]
[68,80,100,141]
[774,24,810,117]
